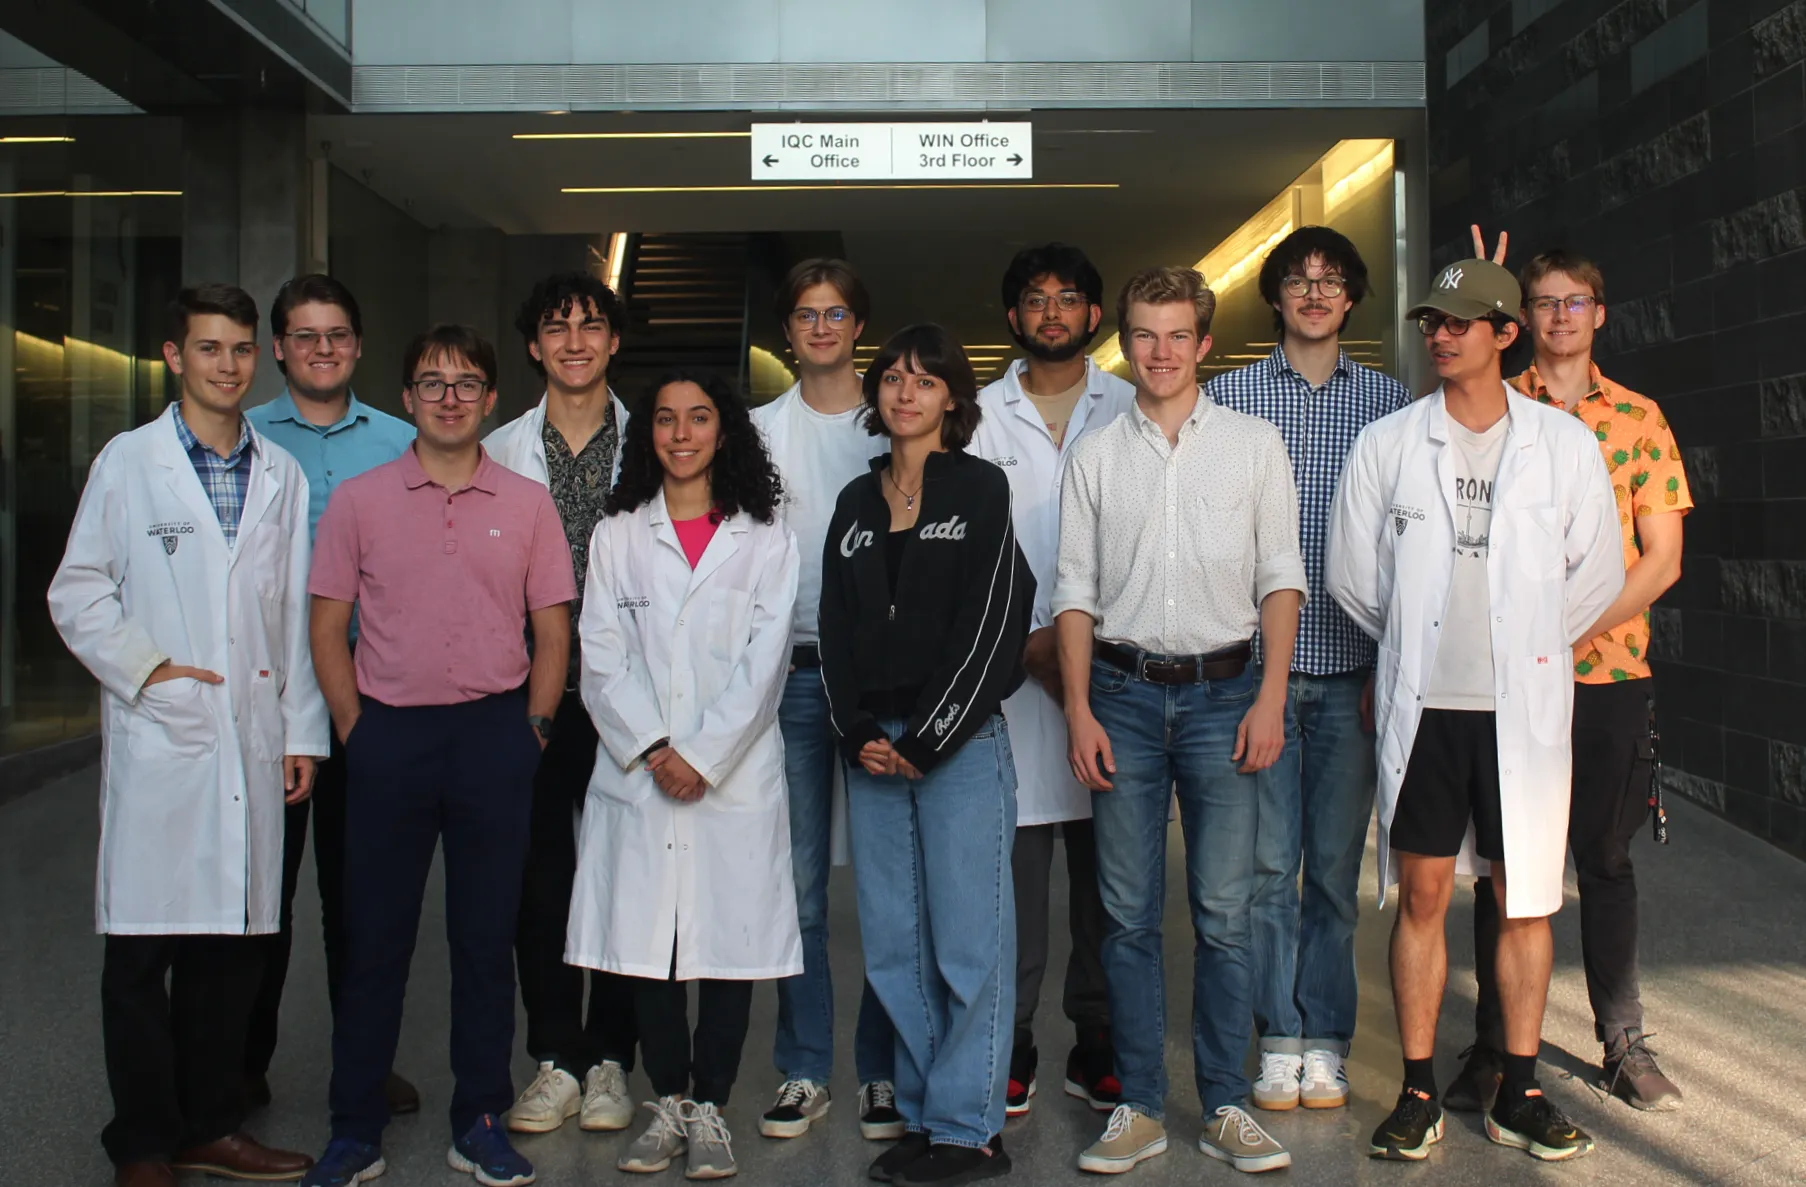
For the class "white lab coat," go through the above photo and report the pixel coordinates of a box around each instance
[969,359,1135,825]
[484,391,631,487]
[1325,386,1624,919]
[566,491,804,979]
[47,405,330,936]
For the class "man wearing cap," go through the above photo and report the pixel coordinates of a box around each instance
[1325,258,1623,1164]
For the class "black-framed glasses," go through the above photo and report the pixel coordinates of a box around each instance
[789,306,852,328]
[408,377,489,402]
[1416,312,1492,337]
[1528,295,1599,316]
[1281,275,1346,299]
[1021,291,1087,313]
[285,328,356,351]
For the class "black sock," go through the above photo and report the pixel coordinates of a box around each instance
[1403,1057,1437,1099]
[1502,1052,1539,1098]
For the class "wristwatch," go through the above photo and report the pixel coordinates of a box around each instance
[529,715,556,743]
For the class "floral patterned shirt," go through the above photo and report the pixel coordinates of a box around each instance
[543,409,618,687]
[1511,362,1692,683]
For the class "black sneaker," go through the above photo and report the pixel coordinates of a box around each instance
[860,1081,908,1141]
[1005,1044,1036,1118]
[894,1136,1010,1186]
[1603,1028,1684,1112]
[1442,1043,1503,1113]
[1062,1029,1120,1111]
[869,1132,931,1183]
[1368,1088,1444,1161]
[1486,1090,1595,1161]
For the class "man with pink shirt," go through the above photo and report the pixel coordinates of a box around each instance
[301,325,574,1187]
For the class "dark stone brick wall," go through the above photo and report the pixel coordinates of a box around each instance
[1426,0,1806,859]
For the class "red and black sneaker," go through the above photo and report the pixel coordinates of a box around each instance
[1063,1030,1121,1111]
[1006,1043,1037,1118]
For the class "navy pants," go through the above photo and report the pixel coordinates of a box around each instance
[329,691,541,1145]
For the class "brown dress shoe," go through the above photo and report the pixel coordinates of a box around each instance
[171,1133,314,1181]
[115,1161,177,1187]
[386,1071,421,1116]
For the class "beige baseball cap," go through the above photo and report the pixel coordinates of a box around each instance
[1407,259,1522,321]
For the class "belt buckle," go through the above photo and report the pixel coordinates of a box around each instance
[1142,657,1179,683]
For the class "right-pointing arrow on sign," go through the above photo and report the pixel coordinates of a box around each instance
[1008,154,1022,165]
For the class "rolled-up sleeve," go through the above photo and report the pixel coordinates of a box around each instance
[1251,429,1308,605]
[1050,441,1102,622]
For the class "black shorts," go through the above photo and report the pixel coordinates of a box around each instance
[1390,708,1506,862]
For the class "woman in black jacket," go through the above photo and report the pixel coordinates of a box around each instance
[819,323,1033,1187]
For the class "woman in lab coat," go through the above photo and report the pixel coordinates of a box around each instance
[566,369,800,1180]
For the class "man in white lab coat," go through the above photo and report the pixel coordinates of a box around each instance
[486,272,640,1136]
[969,243,1133,1119]
[49,284,327,1187]
[1325,259,1623,1165]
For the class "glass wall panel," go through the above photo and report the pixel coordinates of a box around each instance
[0,119,183,757]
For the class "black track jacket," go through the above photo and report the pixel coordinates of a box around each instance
[818,449,1033,774]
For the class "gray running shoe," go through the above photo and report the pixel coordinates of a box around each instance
[618,1096,688,1174]
[1604,1028,1683,1112]
[681,1100,737,1180]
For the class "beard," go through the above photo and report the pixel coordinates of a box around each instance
[1013,321,1096,363]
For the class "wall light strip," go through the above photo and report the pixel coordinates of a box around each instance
[563,182,1116,194]
[0,135,75,144]
[0,189,181,198]
[517,131,750,140]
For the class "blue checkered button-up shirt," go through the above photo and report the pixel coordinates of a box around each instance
[1206,346,1410,675]
[173,406,255,546]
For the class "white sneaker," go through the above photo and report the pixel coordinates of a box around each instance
[1251,1051,1302,1111]
[619,1096,688,1174]
[681,1100,738,1179]
[581,1060,635,1131]
[759,1078,831,1138]
[505,1061,580,1133]
[1299,1049,1350,1109]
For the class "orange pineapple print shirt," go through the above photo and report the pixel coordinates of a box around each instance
[1510,363,1692,683]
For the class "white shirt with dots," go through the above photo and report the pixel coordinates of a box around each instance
[1053,388,1308,657]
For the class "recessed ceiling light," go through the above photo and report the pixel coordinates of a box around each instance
[0,135,74,144]
[0,189,180,198]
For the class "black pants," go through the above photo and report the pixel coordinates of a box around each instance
[635,953,755,1107]
[101,934,263,1165]
[329,691,540,1144]
[1011,819,1111,1046]
[516,689,639,1076]
[1474,679,1652,1045]
[244,732,351,1079]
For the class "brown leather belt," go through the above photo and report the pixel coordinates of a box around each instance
[1094,639,1253,685]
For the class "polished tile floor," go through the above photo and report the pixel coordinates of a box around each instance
[3,768,1803,1186]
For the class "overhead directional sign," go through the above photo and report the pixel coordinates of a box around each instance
[751,122,1032,181]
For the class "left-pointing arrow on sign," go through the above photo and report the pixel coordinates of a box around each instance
[762,154,779,166]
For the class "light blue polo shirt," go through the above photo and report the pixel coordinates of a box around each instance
[246,391,416,539]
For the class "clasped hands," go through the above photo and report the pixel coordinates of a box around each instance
[859,738,923,781]
[647,745,707,802]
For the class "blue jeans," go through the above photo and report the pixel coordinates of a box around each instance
[848,715,1017,1148]
[1088,660,1297,1117]
[772,667,894,1085]
[1250,669,1375,1054]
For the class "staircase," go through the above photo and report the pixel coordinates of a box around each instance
[611,233,751,399]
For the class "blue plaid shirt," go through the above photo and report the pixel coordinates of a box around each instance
[1206,346,1410,675]
[173,406,255,546]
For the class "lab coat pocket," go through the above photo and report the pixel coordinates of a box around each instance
[705,589,755,661]
[246,669,284,763]
[129,679,219,760]
[1513,506,1563,581]
[1516,654,1572,747]
[246,522,289,601]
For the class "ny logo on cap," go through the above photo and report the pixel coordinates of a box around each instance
[1438,265,1465,290]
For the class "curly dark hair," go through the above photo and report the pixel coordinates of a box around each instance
[1257,225,1371,336]
[514,272,625,376]
[605,370,783,524]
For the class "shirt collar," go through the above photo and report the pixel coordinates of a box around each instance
[1264,343,1353,384]
[262,390,372,434]
[1129,386,1213,439]
[1004,356,1105,401]
[173,403,254,462]
[400,443,501,493]
[1514,360,1608,413]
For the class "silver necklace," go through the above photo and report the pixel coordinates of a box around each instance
[886,467,922,510]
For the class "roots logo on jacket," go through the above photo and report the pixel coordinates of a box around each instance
[933,701,963,737]
[917,516,968,541]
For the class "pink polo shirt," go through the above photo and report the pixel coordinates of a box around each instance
[310,445,577,706]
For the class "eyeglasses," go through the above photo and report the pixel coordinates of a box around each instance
[1528,295,1599,316]
[286,328,356,351]
[1416,312,1498,337]
[408,377,489,402]
[1021,291,1087,313]
[789,306,853,328]
[1281,275,1346,298]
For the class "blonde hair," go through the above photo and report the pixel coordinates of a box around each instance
[1117,265,1218,338]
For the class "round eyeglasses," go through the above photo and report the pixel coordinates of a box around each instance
[789,306,852,328]
[1281,275,1346,299]
[1021,291,1087,313]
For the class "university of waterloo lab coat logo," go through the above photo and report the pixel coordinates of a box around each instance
[1394,515,1407,537]
[1388,504,1424,539]
[147,521,196,555]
